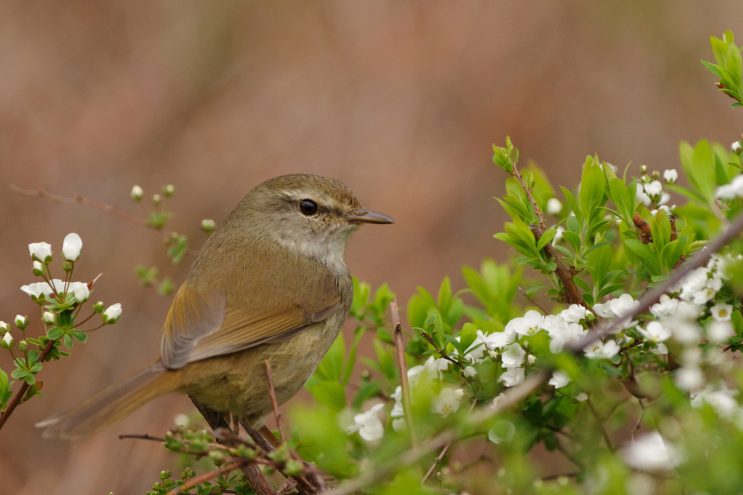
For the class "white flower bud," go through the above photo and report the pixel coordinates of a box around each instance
[732,141,742,154]
[103,303,122,323]
[0,321,7,333]
[42,311,56,324]
[663,169,678,184]
[32,260,44,276]
[72,283,90,303]
[163,184,175,198]
[14,315,28,329]
[463,366,478,378]
[130,185,144,201]
[1,331,12,348]
[546,198,563,215]
[201,218,217,233]
[28,242,52,263]
[62,233,83,261]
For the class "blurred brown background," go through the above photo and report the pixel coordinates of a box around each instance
[1,1,742,493]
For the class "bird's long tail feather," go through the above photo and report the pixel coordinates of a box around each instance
[36,363,174,439]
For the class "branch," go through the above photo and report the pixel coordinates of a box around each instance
[166,460,247,495]
[263,360,285,443]
[9,184,199,255]
[390,299,415,444]
[0,339,56,431]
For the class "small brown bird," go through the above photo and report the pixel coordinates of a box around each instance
[38,174,393,438]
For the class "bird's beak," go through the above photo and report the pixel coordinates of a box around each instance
[347,208,395,225]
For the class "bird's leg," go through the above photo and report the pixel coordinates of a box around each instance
[230,412,240,435]
[260,425,281,448]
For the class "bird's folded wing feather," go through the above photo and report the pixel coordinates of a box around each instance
[160,284,340,369]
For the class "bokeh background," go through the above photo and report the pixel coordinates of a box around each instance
[1,1,743,493]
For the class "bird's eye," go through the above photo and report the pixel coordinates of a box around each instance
[299,199,319,216]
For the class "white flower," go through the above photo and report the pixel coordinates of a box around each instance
[574,392,588,402]
[543,315,587,353]
[593,294,638,329]
[650,295,679,320]
[62,233,83,261]
[663,169,678,183]
[483,329,515,351]
[708,321,734,343]
[710,304,733,322]
[560,304,589,323]
[640,321,671,343]
[463,330,489,362]
[549,371,570,389]
[644,180,663,197]
[679,267,708,300]
[675,366,704,391]
[621,431,680,471]
[671,320,702,344]
[691,384,739,418]
[501,343,526,368]
[507,310,544,337]
[42,311,56,324]
[391,417,406,432]
[28,242,52,263]
[71,282,90,303]
[636,187,652,206]
[130,184,144,201]
[346,403,385,442]
[432,387,464,417]
[174,414,189,427]
[716,175,743,200]
[2,331,13,347]
[584,340,620,359]
[546,198,563,215]
[463,366,477,378]
[732,141,742,154]
[499,367,525,387]
[20,282,51,300]
[103,303,123,323]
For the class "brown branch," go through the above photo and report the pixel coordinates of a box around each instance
[0,339,56,431]
[166,459,247,495]
[263,359,285,443]
[633,213,653,244]
[118,433,166,442]
[421,400,476,484]
[390,299,415,445]
[532,226,587,307]
[419,332,463,370]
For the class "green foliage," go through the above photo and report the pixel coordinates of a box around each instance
[702,30,743,106]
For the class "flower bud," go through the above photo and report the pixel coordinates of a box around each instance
[1,331,12,348]
[42,311,56,325]
[62,233,83,262]
[0,321,7,333]
[663,169,678,184]
[18,339,27,351]
[92,301,105,313]
[130,185,144,202]
[200,218,216,233]
[32,260,44,276]
[14,315,28,330]
[28,242,52,263]
[732,140,742,154]
[162,184,175,198]
[103,303,122,323]
[152,194,162,205]
[72,284,90,303]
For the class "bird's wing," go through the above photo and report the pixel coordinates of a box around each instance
[160,284,340,369]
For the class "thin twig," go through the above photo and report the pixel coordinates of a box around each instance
[419,332,463,370]
[390,299,416,445]
[264,359,285,443]
[0,339,56,431]
[9,184,199,255]
[118,433,167,442]
[166,460,247,495]
[586,396,614,451]
[422,400,477,484]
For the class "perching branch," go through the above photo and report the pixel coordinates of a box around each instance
[165,460,248,495]
[263,359,285,443]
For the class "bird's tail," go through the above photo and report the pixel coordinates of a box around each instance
[36,363,176,439]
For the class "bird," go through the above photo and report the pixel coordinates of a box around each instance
[38,174,393,439]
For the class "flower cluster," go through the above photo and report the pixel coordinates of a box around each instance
[636,167,677,215]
